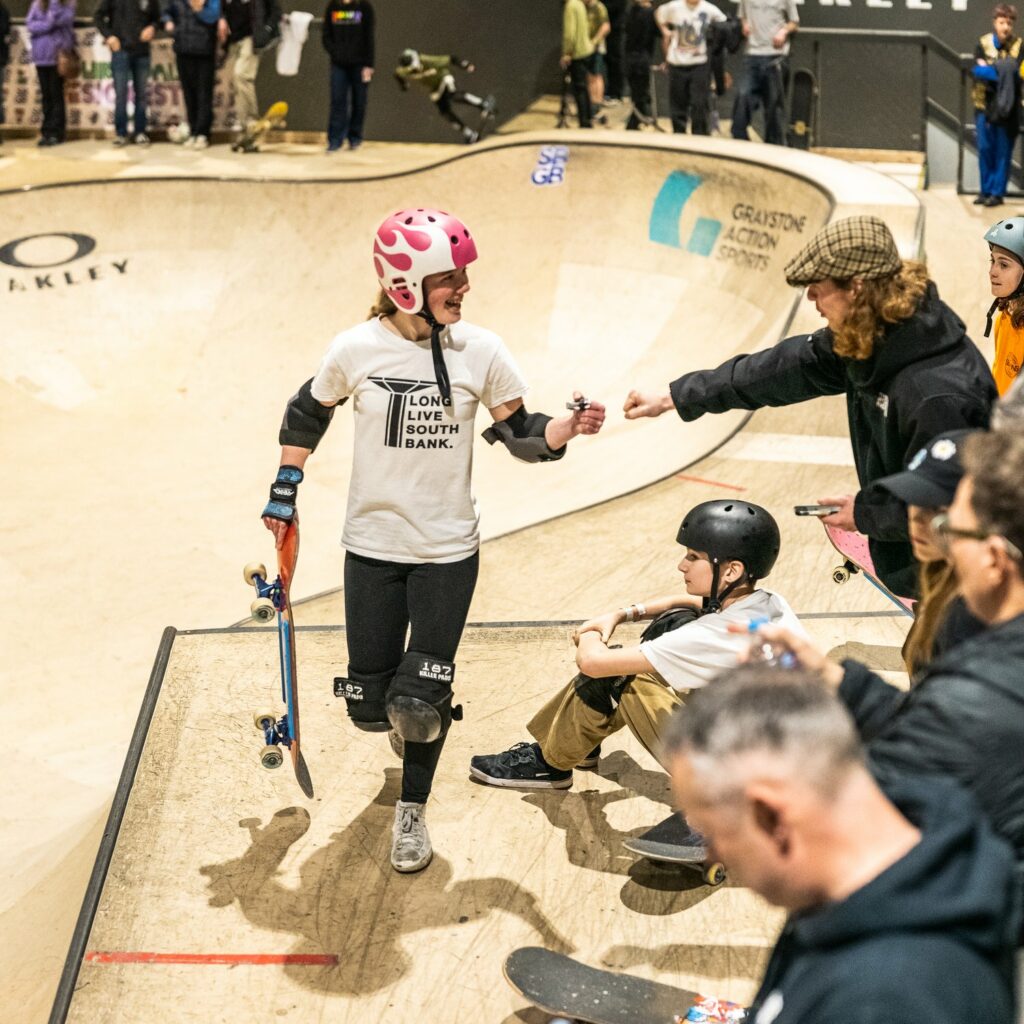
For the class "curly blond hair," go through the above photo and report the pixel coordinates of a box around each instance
[830,261,930,360]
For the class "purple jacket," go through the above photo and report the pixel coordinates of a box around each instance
[26,0,76,67]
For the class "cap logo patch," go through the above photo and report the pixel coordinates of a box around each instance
[931,439,957,461]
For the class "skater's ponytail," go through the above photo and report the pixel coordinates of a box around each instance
[368,288,398,320]
[830,260,929,361]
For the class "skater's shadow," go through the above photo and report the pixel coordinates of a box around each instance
[198,768,573,995]
[520,750,716,914]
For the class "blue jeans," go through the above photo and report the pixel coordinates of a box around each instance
[731,55,787,146]
[328,64,368,148]
[111,49,150,138]
[976,112,1017,198]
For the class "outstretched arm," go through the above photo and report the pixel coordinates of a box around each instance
[484,392,605,463]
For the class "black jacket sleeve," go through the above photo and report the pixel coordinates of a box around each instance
[94,0,114,38]
[668,329,847,421]
[838,659,907,740]
[145,0,161,30]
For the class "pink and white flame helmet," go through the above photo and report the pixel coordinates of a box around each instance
[373,208,479,314]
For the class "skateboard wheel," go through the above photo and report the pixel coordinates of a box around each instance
[251,597,276,622]
[703,862,727,887]
[243,561,267,585]
[253,710,277,730]
[260,745,284,770]
[832,566,851,584]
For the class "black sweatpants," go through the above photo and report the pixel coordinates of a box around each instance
[625,55,652,128]
[176,52,214,137]
[668,62,711,135]
[344,550,479,804]
[36,65,66,140]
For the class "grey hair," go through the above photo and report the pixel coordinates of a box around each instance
[661,666,864,803]
[992,375,1024,431]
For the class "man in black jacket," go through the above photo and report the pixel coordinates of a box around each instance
[95,0,161,144]
[218,0,280,142]
[624,216,996,597]
[754,428,1024,910]
[664,669,1020,1024]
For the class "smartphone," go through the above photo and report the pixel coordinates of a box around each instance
[565,398,591,411]
[794,504,841,517]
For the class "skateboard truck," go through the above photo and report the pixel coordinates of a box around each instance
[244,561,294,771]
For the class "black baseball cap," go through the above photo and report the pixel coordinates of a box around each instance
[874,429,978,508]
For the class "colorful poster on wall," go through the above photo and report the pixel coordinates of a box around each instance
[1,26,236,131]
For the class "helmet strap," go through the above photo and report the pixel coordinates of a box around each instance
[704,562,749,614]
[419,303,453,408]
[986,298,999,338]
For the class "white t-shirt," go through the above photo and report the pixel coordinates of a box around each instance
[640,589,806,692]
[310,317,528,563]
[656,0,726,67]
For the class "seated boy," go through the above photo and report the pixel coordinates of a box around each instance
[470,499,804,789]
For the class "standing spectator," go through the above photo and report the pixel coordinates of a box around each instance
[624,0,658,129]
[584,0,610,124]
[664,670,1020,1024]
[321,0,374,152]
[561,0,594,128]
[972,4,1024,208]
[164,0,219,149]
[0,0,10,149]
[95,0,160,145]
[656,0,725,135]
[219,0,281,146]
[603,0,626,103]
[730,0,798,146]
[26,0,75,147]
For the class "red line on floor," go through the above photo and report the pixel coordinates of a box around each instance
[85,952,338,966]
[674,474,747,492]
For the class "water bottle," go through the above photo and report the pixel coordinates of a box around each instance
[746,617,797,669]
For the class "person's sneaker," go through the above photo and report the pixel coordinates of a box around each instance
[326,143,343,153]
[348,138,362,150]
[133,132,150,146]
[462,127,479,144]
[470,741,573,789]
[112,135,128,147]
[391,800,432,872]
[192,135,209,150]
[388,729,404,759]
[577,744,602,770]
[973,194,989,206]
[986,195,1005,207]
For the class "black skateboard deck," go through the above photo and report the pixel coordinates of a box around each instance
[503,946,746,1024]
[622,813,726,886]
[787,68,815,150]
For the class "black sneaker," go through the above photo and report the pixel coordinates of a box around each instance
[470,741,573,789]
[577,744,602,770]
[986,195,1005,207]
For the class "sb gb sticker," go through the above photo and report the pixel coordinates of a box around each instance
[532,146,569,186]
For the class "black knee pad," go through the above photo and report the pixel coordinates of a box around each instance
[572,672,634,717]
[334,667,393,732]
[385,650,462,744]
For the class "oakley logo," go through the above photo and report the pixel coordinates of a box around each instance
[0,232,97,269]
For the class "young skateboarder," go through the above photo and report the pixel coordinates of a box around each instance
[393,48,495,143]
[470,500,804,789]
[261,208,605,873]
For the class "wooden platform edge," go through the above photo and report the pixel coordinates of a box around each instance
[47,626,179,1024]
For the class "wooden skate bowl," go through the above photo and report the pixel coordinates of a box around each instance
[0,133,921,1023]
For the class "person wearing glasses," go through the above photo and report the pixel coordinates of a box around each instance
[867,429,986,677]
[623,216,997,599]
[747,427,1024,903]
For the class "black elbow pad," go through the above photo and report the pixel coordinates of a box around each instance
[278,378,344,451]
[480,405,566,463]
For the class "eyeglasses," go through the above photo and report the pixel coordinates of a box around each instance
[931,513,1024,562]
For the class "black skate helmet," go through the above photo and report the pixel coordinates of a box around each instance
[677,500,781,611]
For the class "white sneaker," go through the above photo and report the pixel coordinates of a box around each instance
[391,800,432,873]
[183,135,196,149]
[193,135,209,150]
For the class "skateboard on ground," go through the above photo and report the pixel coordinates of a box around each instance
[622,812,726,887]
[822,522,914,617]
[232,100,288,153]
[786,68,815,150]
[243,519,313,796]
[503,947,746,1024]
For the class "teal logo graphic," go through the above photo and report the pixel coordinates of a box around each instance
[649,171,721,257]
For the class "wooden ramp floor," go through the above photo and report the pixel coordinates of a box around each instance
[57,614,907,1023]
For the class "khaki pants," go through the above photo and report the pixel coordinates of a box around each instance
[527,671,685,772]
[229,37,261,128]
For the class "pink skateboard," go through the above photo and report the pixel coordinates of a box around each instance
[824,523,914,617]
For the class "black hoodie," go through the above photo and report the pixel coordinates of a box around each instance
[669,282,995,597]
[841,612,1024,899]
[746,777,1019,1024]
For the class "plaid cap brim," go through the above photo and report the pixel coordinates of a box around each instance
[785,215,902,286]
